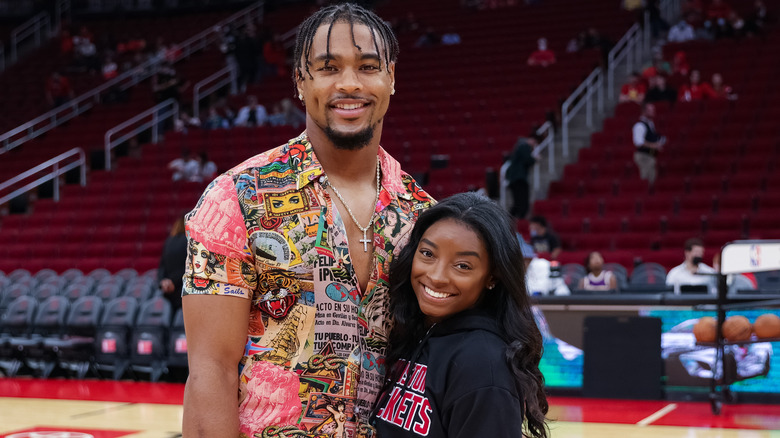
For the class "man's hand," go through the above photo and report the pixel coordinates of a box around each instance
[160,278,175,294]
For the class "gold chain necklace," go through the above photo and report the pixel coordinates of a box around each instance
[327,158,381,252]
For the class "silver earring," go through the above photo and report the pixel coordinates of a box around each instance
[487,284,495,290]
[298,93,303,101]
[391,88,395,95]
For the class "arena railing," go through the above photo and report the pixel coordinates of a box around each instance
[9,11,51,63]
[192,66,238,119]
[0,147,86,206]
[498,121,554,211]
[607,23,644,101]
[0,0,264,155]
[104,99,179,171]
[561,67,604,160]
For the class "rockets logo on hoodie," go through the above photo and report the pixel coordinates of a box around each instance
[375,360,433,435]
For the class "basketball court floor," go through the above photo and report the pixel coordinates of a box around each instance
[1,378,779,437]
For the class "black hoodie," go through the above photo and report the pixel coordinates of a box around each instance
[371,310,525,437]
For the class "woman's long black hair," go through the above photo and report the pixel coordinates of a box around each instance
[385,192,549,438]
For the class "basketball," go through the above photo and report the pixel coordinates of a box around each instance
[722,315,753,342]
[754,314,780,339]
[693,316,717,343]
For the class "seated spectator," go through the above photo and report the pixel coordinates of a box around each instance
[441,27,462,45]
[705,0,741,38]
[234,96,268,127]
[174,111,201,133]
[197,152,218,181]
[520,238,570,296]
[168,149,200,182]
[528,215,561,260]
[202,106,230,130]
[644,75,677,104]
[744,0,768,37]
[279,98,306,129]
[666,238,717,294]
[641,49,672,80]
[73,36,99,73]
[668,17,696,42]
[678,69,716,101]
[152,62,188,103]
[566,32,586,53]
[101,56,119,80]
[578,251,618,291]
[672,51,690,76]
[45,71,74,108]
[414,27,440,48]
[711,73,737,100]
[619,72,647,103]
[527,38,556,67]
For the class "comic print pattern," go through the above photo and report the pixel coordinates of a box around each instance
[183,133,433,438]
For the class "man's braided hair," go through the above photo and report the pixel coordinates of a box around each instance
[293,2,399,82]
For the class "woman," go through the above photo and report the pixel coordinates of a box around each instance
[371,192,549,438]
[578,251,618,291]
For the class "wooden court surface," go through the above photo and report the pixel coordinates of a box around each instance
[1,379,780,437]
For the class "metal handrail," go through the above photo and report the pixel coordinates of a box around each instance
[607,23,643,101]
[561,67,604,159]
[54,0,71,34]
[0,0,264,155]
[499,122,554,212]
[10,11,51,63]
[0,148,86,206]
[192,65,237,119]
[104,99,179,171]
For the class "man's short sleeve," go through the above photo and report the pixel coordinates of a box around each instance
[182,174,257,299]
[633,122,647,147]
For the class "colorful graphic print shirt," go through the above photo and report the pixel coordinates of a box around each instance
[183,133,433,438]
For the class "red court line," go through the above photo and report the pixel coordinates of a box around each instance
[1,427,138,438]
[0,378,184,405]
[548,397,670,424]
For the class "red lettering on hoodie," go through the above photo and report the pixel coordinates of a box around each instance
[413,397,432,435]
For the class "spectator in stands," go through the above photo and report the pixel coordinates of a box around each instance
[744,0,769,37]
[668,16,697,42]
[711,73,737,100]
[644,75,677,105]
[641,49,672,81]
[666,238,717,294]
[168,149,199,182]
[506,131,543,219]
[619,72,647,104]
[45,71,75,108]
[218,25,239,76]
[158,216,187,313]
[527,38,556,67]
[704,0,743,38]
[678,69,716,101]
[521,238,570,296]
[152,61,188,103]
[268,98,306,128]
[234,95,268,127]
[73,34,99,73]
[632,102,665,185]
[235,26,261,93]
[101,56,119,80]
[528,215,561,260]
[197,152,218,181]
[578,251,618,291]
[263,34,288,78]
[671,50,691,83]
[414,27,440,48]
[174,110,201,134]
[203,106,230,130]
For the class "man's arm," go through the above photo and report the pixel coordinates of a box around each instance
[182,294,250,437]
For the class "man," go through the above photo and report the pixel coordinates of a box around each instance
[181,4,433,437]
[644,75,677,105]
[619,72,647,104]
[527,37,556,67]
[632,102,665,185]
[668,16,696,42]
[528,215,561,260]
[666,238,717,294]
[506,132,542,219]
[520,238,569,296]
[234,95,269,127]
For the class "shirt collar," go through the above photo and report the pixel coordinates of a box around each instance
[287,132,413,204]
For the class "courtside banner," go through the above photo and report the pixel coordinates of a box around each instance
[721,240,780,275]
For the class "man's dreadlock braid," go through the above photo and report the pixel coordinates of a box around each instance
[293,2,399,84]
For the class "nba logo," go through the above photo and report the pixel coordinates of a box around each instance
[749,245,761,267]
[101,338,116,353]
[175,337,188,353]
[137,340,153,355]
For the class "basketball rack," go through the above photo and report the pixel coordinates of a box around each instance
[695,240,780,415]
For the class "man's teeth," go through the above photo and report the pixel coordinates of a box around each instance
[335,103,363,110]
[425,286,451,299]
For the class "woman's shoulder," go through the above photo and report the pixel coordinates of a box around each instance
[432,328,515,388]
